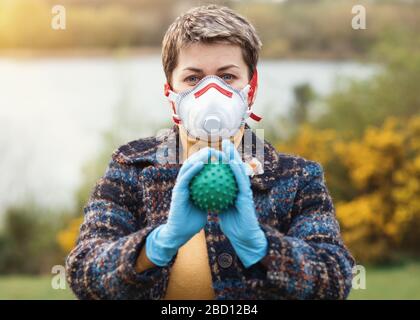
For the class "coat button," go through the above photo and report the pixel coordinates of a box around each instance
[217,252,233,268]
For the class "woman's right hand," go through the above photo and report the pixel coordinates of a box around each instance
[145,146,226,267]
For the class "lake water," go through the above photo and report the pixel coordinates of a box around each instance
[0,55,375,214]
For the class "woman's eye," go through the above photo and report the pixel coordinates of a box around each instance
[185,75,200,84]
[221,74,235,81]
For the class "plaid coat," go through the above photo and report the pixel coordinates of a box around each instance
[65,124,355,300]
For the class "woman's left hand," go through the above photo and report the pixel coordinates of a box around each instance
[217,139,268,268]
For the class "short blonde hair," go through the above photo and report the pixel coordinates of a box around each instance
[162,4,262,86]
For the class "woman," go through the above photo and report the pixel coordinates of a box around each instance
[66,4,355,300]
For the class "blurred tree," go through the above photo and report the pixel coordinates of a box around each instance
[316,29,420,138]
[0,204,68,274]
[291,83,315,127]
[276,27,420,263]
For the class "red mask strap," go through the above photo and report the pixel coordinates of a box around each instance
[248,68,258,105]
[248,68,262,122]
[164,82,181,124]
[164,82,171,97]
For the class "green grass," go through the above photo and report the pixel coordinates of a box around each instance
[0,261,419,299]
[349,261,420,300]
[0,275,75,300]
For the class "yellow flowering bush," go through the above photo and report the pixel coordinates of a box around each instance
[278,116,420,263]
[277,124,338,165]
[56,216,84,254]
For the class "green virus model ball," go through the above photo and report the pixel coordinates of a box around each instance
[189,163,238,213]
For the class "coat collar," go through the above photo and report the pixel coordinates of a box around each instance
[113,124,281,191]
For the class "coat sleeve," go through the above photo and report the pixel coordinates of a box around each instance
[242,160,355,299]
[65,157,174,300]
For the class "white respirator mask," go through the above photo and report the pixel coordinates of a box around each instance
[164,69,262,141]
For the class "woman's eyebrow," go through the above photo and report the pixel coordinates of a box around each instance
[182,64,239,73]
[217,64,239,72]
[182,67,203,73]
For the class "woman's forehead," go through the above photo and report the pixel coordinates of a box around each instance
[176,42,247,73]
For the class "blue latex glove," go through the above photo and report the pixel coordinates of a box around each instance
[218,139,268,268]
[145,146,226,267]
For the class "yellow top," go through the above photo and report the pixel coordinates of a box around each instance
[163,228,215,300]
